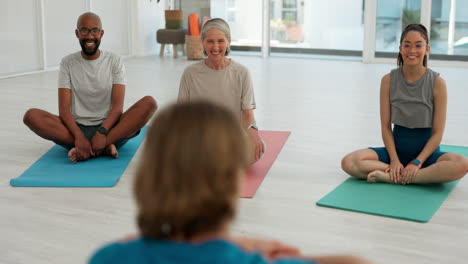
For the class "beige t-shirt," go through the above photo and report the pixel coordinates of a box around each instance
[178,60,256,120]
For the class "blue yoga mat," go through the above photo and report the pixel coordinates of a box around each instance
[316,144,468,223]
[10,127,147,187]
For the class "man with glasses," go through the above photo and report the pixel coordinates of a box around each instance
[23,12,157,163]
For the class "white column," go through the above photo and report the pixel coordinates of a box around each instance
[420,0,432,38]
[420,0,432,61]
[261,0,270,58]
[128,0,136,56]
[363,0,377,63]
[38,0,47,70]
[448,0,456,55]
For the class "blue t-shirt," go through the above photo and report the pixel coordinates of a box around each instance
[89,238,316,264]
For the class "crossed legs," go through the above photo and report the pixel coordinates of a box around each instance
[341,149,388,180]
[341,149,468,184]
[102,96,157,146]
[24,96,157,163]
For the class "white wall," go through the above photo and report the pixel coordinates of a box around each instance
[130,0,165,57]
[1,0,43,75]
[43,0,88,68]
[93,0,131,56]
[0,0,165,78]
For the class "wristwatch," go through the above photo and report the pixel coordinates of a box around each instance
[247,124,258,130]
[411,159,421,167]
[97,126,108,135]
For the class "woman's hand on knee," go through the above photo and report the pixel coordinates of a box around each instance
[401,164,420,184]
[388,161,403,183]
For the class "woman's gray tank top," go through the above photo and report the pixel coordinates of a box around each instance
[390,68,439,128]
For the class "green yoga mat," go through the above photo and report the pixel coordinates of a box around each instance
[316,144,467,222]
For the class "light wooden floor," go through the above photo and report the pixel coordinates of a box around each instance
[1,54,468,264]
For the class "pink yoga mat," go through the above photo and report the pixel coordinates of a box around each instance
[241,131,291,198]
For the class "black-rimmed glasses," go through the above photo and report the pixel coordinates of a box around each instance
[78,28,102,36]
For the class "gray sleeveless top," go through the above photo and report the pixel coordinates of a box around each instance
[390,68,439,128]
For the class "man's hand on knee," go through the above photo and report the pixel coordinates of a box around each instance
[91,133,107,156]
[74,136,94,160]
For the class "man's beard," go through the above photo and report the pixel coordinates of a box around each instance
[80,39,100,56]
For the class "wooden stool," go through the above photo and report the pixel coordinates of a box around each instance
[156,29,186,58]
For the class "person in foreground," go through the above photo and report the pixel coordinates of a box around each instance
[342,24,468,184]
[178,18,264,163]
[89,102,371,264]
[23,12,157,163]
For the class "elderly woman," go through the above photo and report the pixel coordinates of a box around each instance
[178,18,264,163]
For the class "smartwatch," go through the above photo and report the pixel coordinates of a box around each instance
[247,124,258,131]
[411,159,421,167]
[97,126,108,135]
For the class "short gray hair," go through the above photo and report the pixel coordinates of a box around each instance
[201,18,231,56]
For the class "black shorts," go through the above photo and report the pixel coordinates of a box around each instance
[60,123,140,150]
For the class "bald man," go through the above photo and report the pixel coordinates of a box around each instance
[23,12,157,163]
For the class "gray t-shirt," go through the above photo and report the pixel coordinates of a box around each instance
[390,68,439,128]
[178,60,256,120]
[58,50,126,126]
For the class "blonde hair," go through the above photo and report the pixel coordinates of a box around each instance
[134,101,249,239]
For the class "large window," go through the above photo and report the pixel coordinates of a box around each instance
[210,0,467,62]
[375,0,422,54]
[211,0,263,48]
[282,0,298,21]
[270,0,364,54]
[430,0,468,57]
[374,0,467,61]
[213,0,364,54]
[270,0,303,47]
[226,0,236,23]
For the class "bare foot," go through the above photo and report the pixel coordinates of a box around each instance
[367,170,391,183]
[104,144,119,158]
[68,148,78,163]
